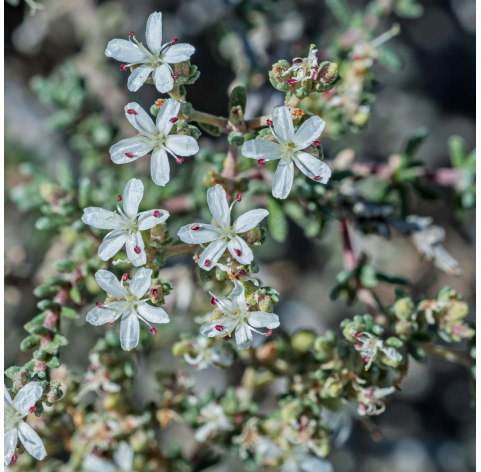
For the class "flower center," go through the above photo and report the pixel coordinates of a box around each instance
[5,405,23,430]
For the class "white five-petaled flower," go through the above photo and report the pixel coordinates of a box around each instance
[352,331,402,370]
[82,178,169,267]
[178,185,269,270]
[194,403,234,442]
[354,384,395,417]
[87,268,170,351]
[110,101,199,187]
[4,383,47,465]
[283,45,320,83]
[184,336,233,370]
[241,107,331,199]
[105,12,195,94]
[83,441,136,472]
[200,280,280,350]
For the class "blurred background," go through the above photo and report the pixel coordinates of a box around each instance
[4,0,475,471]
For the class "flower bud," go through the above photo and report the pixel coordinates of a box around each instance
[317,61,339,85]
[150,223,170,243]
[228,132,245,146]
[291,330,316,353]
[256,341,278,364]
[241,226,262,245]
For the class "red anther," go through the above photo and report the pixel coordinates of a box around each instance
[134,246,141,254]
[312,70,319,81]
[238,269,248,276]
[355,342,362,349]
[117,195,122,202]
[265,329,273,337]
[287,79,298,85]
[169,117,178,123]
[175,157,184,164]
[236,193,242,202]
[215,325,224,331]
[312,140,321,147]
[109,322,113,326]
[358,403,367,412]
[126,108,137,115]
[122,273,128,282]
[150,327,157,334]
[191,223,200,231]
[125,152,134,158]
[363,357,370,363]
[29,406,37,413]
[128,31,135,37]
[293,58,302,64]
[211,296,217,305]
[152,289,158,297]
[354,331,363,338]
[120,64,129,71]
[153,210,161,218]
[234,249,242,257]
[204,259,211,267]
[257,159,267,166]
[313,176,320,182]
[171,37,178,44]
[266,119,273,126]
[235,414,243,424]
[11,454,18,464]
[171,73,179,79]
[96,302,102,308]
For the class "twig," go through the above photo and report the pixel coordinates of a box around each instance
[420,343,472,369]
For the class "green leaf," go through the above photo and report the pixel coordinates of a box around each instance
[60,306,79,319]
[407,341,427,364]
[228,86,247,113]
[375,271,410,286]
[267,197,288,243]
[359,265,378,288]
[448,135,466,168]
[324,0,352,27]
[198,122,221,137]
[403,127,428,157]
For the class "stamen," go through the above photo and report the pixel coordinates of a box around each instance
[117,195,122,202]
[134,246,141,254]
[175,157,184,164]
[171,37,178,44]
[120,64,129,71]
[204,259,211,267]
[234,249,242,257]
[312,70,319,81]
[126,109,138,115]
[293,58,302,64]
[265,329,273,337]
[128,31,135,37]
[313,176,320,181]
[125,152,134,158]
[191,223,200,231]
[287,79,298,85]
[152,289,158,297]
[171,73,179,79]
[312,140,321,147]
[355,342,362,348]
[238,270,248,276]
[122,273,128,282]
[211,297,217,305]
[153,210,162,218]
[215,325,224,331]
[96,302,102,308]
[236,193,242,202]
[266,119,273,126]
[169,117,178,123]
[354,331,363,338]
[150,327,157,334]
[29,406,37,413]
[258,159,267,166]
[363,356,371,363]
[11,454,18,464]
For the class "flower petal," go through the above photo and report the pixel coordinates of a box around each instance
[293,115,325,149]
[273,106,294,143]
[166,135,199,156]
[200,321,229,337]
[207,184,230,226]
[199,238,228,271]
[177,223,221,244]
[105,39,146,63]
[124,102,157,136]
[83,455,118,472]
[235,324,253,350]
[18,421,47,461]
[153,64,174,94]
[129,267,152,299]
[228,236,253,265]
[4,385,13,406]
[241,139,282,160]
[247,311,280,329]
[299,456,334,472]
[156,98,180,134]
[138,209,170,231]
[162,43,195,63]
[125,232,146,267]
[82,208,123,230]
[109,137,153,165]
[122,178,144,218]
[229,279,247,312]
[127,65,154,92]
[114,441,134,472]
[95,270,128,299]
[120,312,140,351]
[145,12,163,56]
[13,382,43,416]
[4,426,18,465]
[86,306,117,326]
[293,151,331,183]
[233,209,269,233]
[272,160,294,199]
[98,231,128,261]
[151,148,170,186]
[137,304,170,324]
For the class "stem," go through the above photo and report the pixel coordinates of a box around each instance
[285,94,302,108]
[245,115,272,131]
[420,344,472,369]
[164,243,198,258]
[188,109,229,132]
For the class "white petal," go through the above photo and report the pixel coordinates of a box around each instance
[200,321,229,337]
[293,151,331,183]
[95,270,128,299]
[98,231,128,261]
[82,208,123,230]
[299,456,334,472]
[230,280,247,312]
[241,139,282,160]
[293,115,325,149]
[114,441,134,472]
[156,98,180,134]
[194,423,214,442]
[235,324,253,350]
[273,106,294,143]
[162,43,195,63]
[151,148,170,186]
[109,137,153,165]
[122,178,144,218]
[129,267,152,299]
[145,12,163,56]
[13,382,43,416]
[247,311,280,329]
[166,135,199,156]
[138,209,170,231]
[105,39,146,63]
[86,306,117,326]
[125,232,146,267]
[18,421,47,461]
[83,455,117,472]
[207,184,230,226]
[199,238,228,271]
[209,294,235,316]
[272,160,294,199]
[177,223,221,244]
[120,312,140,351]
[4,384,13,406]
[127,65,154,92]
[4,427,18,465]
[137,304,170,324]
[124,102,157,136]
[153,64,174,94]
[227,236,253,265]
[233,209,269,233]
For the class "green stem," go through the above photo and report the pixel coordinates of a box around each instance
[420,343,472,368]
[188,109,229,131]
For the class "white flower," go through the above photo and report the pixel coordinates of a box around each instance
[178,185,269,270]
[83,441,135,472]
[184,336,233,370]
[241,107,331,199]
[82,178,169,266]
[87,268,170,351]
[283,45,320,83]
[354,384,395,416]
[280,449,333,472]
[105,12,195,94]
[200,280,280,350]
[110,101,199,187]
[4,383,47,465]
[216,263,259,286]
[352,331,402,370]
[194,403,234,442]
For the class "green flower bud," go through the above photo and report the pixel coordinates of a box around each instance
[188,125,201,139]
[150,104,159,117]
[150,223,170,243]
[44,342,59,355]
[291,330,316,353]
[215,266,228,281]
[393,297,415,321]
[296,86,310,99]
[385,337,403,348]
[228,132,245,146]
[242,226,262,245]
[20,335,42,352]
[181,102,193,118]
[33,349,48,360]
[172,61,191,77]
[54,259,78,273]
[317,62,339,85]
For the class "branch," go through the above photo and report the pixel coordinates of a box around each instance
[420,343,472,369]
